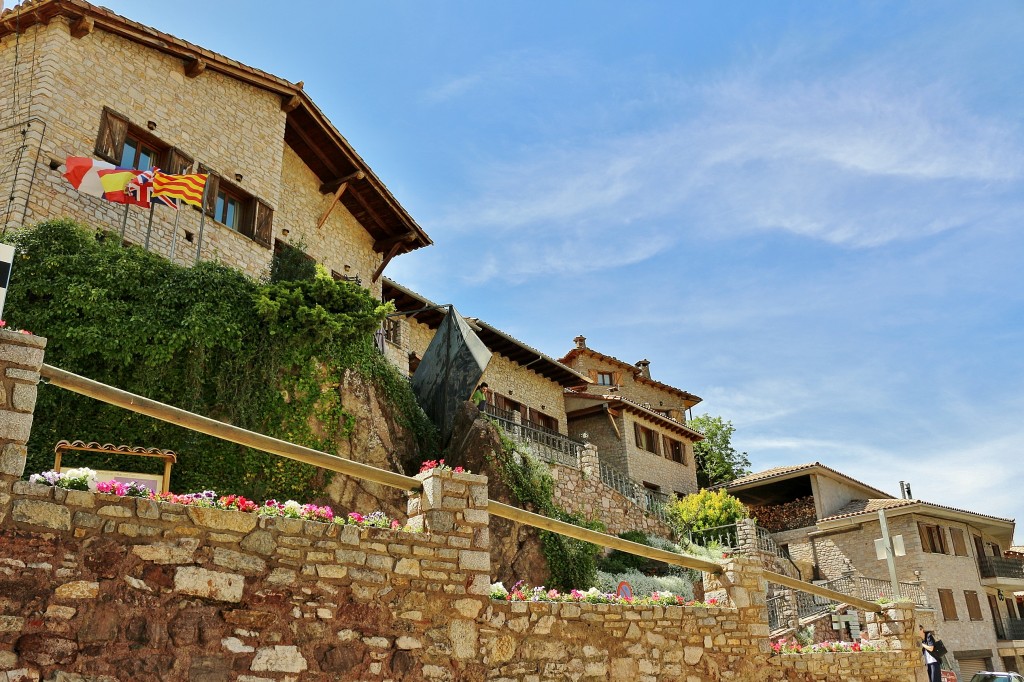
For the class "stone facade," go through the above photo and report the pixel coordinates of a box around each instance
[0,9,419,292]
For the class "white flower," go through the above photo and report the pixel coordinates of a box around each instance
[489,582,508,597]
[586,587,601,595]
[283,500,302,511]
[64,467,97,481]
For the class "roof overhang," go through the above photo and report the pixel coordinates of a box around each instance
[382,278,588,387]
[817,500,1015,539]
[0,0,431,256]
[565,392,705,441]
[718,463,893,500]
[559,346,702,407]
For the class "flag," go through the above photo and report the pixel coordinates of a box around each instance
[133,169,178,209]
[62,156,149,207]
[152,171,208,207]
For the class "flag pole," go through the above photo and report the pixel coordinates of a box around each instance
[143,203,155,251]
[169,204,181,262]
[194,180,210,266]
[118,203,130,243]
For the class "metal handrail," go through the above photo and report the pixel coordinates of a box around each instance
[483,406,583,468]
[767,594,786,633]
[979,555,1024,580]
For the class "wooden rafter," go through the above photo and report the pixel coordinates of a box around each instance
[287,120,340,179]
[347,184,390,235]
[315,171,364,230]
[373,232,417,252]
[371,241,404,284]
[281,93,301,113]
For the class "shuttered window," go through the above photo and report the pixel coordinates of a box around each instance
[918,523,948,554]
[938,589,958,621]
[949,528,968,556]
[94,107,130,164]
[964,590,984,621]
[665,436,685,464]
[633,422,659,455]
[597,372,613,386]
[198,165,273,249]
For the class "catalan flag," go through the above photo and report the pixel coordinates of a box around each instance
[152,171,208,207]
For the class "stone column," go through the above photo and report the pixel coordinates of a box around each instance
[579,442,599,477]
[0,329,46,517]
[407,468,491,595]
[865,603,918,650]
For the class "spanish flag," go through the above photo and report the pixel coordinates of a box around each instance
[152,171,209,207]
[62,156,149,207]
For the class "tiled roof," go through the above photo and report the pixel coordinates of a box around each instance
[559,346,701,405]
[819,498,1014,525]
[564,391,705,440]
[717,462,893,499]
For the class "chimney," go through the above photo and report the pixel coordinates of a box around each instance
[574,335,587,350]
[635,359,651,379]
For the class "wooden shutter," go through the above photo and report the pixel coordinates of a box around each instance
[252,199,274,248]
[94,107,129,163]
[633,422,643,448]
[934,527,948,554]
[918,522,934,553]
[612,371,623,386]
[949,528,968,556]
[163,146,194,174]
[964,591,983,621]
[202,171,220,218]
[938,589,958,621]
[588,369,598,383]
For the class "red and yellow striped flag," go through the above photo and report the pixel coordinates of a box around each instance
[152,171,208,207]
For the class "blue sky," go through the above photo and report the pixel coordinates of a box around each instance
[100,1,1024,542]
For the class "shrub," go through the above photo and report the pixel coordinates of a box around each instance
[665,488,749,539]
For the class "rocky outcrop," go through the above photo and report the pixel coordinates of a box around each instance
[445,402,550,588]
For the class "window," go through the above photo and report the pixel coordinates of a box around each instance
[633,422,660,455]
[597,372,613,386]
[642,481,661,492]
[918,523,948,554]
[664,437,685,464]
[199,165,273,249]
[964,590,984,621]
[949,527,968,556]
[527,408,558,432]
[938,589,958,621]
[94,107,193,174]
[382,317,401,346]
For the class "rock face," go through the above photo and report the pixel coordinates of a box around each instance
[446,402,550,587]
[322,369,422,520]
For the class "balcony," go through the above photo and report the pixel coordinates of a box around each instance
[482,403,583,468]
[979,555,1024,590]
[1003,618,1024,642]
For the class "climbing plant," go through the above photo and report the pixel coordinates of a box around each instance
[485,423,604,590]
[5,219,436,501]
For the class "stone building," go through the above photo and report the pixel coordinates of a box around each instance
[720,462,1024,677]
[381,278,589,464]
[558,335,704,501]
[0,0,430,297]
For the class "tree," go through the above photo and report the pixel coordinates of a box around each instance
[689,414,751,488]
[665,488,749,541]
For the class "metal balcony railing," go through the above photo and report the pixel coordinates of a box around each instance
[483,404,583,468]
[979,555,1024,581]
[1005,618,1024,641]
[767,594,786,633]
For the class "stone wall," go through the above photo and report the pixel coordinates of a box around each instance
[0,331,926,681]
[622,411,698,498]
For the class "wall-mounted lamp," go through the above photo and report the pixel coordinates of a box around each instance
[281,228,290,237]
[234,173,243,182]
[147,120,157,131]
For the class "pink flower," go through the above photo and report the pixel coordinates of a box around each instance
[0,320,6,328]
[707,598,718,605]
[453,466,465,473]
[348,512,365,524]
[547,589,559,599]
[391,519,401,530]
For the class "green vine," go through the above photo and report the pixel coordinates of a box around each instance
[5,219,436,501]
[485,420,604,590]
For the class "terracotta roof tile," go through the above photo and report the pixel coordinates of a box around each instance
[820,498,1013,525]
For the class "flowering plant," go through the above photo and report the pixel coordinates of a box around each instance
[490,581,721,607]
[0,320,32,335]
[419,459,467,474]
[95,480,152,498]
[30,468,97,491]
[771,639,883,654]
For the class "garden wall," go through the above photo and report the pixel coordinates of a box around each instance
[0,330,926,681]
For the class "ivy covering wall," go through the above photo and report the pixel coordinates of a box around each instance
[5,219,436,501]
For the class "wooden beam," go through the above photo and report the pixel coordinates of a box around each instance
[281,93,302,113]
[70,15,94,39]
[346,184,390,235]
[373,232,417,252]
[371,241,404,284]
[40,363,421,493]
[316,182,348,230]
[764,570,882,612]
[488,501,723,575]
[184,57,206,78]
[607,409,621,439]
[319,170,365,195]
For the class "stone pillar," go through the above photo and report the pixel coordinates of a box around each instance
[736,517,757,554]
[406,468,491,595]
[866,603,919,650]
[0,329,46,515]
[579,442,599,478]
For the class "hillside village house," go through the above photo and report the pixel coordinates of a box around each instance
[559,335,704,502]
[0,0,430,297]
[719,462,1024,678]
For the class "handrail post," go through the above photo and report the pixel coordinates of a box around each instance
[0,330,47,500]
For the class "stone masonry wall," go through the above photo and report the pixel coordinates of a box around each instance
[0,331,925,681]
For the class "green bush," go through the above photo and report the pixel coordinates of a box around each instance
[5,219,435,500]
[666,488,749,538]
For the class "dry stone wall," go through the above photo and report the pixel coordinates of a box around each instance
[0,331,926,681]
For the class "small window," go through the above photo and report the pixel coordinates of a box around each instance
[597,372,613,386]
[664,437,685,464]
[642,481,661,492]
[200,165,274,249]
[633,422,660,455]
[119,133,160,170]
[215,187,245,230]
[938,589,958,621]
[964,590,984,621]
[918,523,948,554]
[383,317,401,346]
